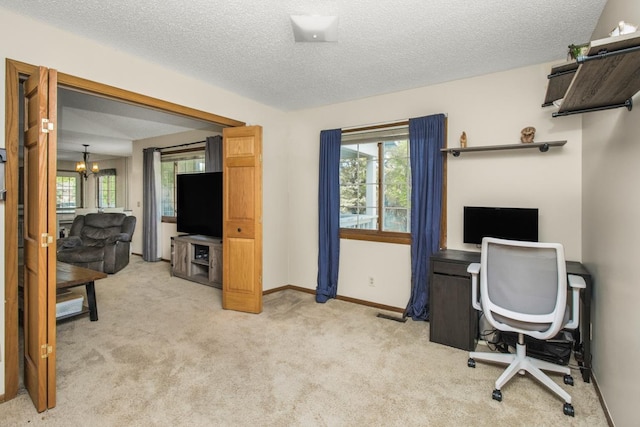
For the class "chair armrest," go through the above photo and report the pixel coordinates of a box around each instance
[468,263,481,311]
[105,233,131,245]
[467,263,480,275]
[56,236,83,251]
[568,274,586,289]
[564,274,585,329]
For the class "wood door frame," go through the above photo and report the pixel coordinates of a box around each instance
[3,58,245,402]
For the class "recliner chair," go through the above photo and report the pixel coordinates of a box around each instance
[467,237,585,417]
[57,213,137,274]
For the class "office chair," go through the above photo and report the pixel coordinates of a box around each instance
[467,237,585,417]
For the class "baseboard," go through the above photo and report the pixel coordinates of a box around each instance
[266,284,404,314]
[591,373,615,427]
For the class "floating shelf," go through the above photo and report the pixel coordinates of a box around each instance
[441,141,567,157]
[543,32,640,117]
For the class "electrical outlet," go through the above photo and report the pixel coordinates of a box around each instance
[368,276,375,286]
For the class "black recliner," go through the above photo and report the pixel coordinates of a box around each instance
[57,213,137,274]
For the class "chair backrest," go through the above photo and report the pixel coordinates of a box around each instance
[480,237,567,340]
[69,213,136,246]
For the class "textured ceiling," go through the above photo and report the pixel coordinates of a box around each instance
[1,0,608,111]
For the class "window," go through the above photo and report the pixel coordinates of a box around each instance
[56,173,80,209]
[97,170,117,208]
[161,150,205,219]
[340,125,411,243]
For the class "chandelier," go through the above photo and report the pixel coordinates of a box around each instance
[76,144,99,179]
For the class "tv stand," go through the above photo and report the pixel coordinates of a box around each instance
[171,234,222,288]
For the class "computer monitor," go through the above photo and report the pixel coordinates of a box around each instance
[463,206,538,244]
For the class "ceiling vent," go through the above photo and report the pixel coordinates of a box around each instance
[290,15,338,42]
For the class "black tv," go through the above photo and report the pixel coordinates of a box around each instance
[177,172,223,238]
[463,206,538,244]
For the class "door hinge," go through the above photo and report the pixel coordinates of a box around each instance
[259,154,262,162]
[41,233,54,247]
[41,118,54,133]
[40,343,53,359]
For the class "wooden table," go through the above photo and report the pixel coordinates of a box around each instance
[56,262,107,321]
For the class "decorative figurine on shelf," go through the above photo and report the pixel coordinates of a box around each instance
[520,126,536,144]
[610,21,637,37]
[460,131,467,148]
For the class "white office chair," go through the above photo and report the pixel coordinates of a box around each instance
[467,237,585,417]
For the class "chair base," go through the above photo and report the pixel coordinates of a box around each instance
[469,338,573,405]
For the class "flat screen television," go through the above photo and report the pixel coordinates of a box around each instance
[176,172,223,238]
[463,206,538,244]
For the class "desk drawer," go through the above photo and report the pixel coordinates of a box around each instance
[431,260,470,277]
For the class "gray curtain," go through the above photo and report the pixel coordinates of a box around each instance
[205,135,223,172]
[142,148,162,262]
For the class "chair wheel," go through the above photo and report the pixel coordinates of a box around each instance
[492,389,502,402]
[468,358,476,368]
[563,402,575,417]
[564,375,574,386]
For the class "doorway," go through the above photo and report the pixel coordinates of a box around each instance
[4,59,246,406]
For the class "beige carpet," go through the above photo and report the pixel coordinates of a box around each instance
[1,256,608,426]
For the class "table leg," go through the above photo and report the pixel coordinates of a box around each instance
[85,281,98,321]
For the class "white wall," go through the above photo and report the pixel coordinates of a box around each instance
[0,7,290,396]
[288,64,583,309]
[581,2,640,425]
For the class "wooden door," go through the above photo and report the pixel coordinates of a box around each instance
[222,126,263,313]
[22,66,58,411]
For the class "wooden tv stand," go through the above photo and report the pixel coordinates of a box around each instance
[171,234,222,289]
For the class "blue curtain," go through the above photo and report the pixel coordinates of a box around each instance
[316,129,342,303]
[405,114,445,320]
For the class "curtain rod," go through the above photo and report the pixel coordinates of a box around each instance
[341,113,447,134]
[158,140,206,151]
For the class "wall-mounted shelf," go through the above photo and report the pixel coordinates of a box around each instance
[543,32,640,117]
[441,141,566,157]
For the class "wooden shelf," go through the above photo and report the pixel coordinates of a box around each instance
[441,141,567,157]
[543,32,640,117]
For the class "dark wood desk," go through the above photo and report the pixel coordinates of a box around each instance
[429,249,593,383]
[56,262,107,321]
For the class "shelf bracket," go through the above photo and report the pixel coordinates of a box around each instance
[553,98,633,117]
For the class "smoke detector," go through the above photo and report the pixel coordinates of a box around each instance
[290,15,338,42]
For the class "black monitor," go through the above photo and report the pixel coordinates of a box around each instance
[463,206,538,244]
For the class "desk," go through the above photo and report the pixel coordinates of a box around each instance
[428,249,592,383]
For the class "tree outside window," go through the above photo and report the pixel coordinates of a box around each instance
[56,174,79,209]
[97,170,117,208]
[340,126,411,241]
[161,152,205,218]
